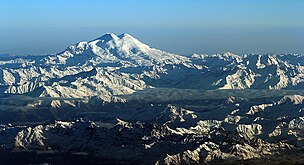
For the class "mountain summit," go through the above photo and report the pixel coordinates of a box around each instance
[44,33,188,66]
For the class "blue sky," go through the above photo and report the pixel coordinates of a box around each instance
[0,0,303,55]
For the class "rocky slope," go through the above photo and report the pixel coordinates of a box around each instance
[0,94,303,164]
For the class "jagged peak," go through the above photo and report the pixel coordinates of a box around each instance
[224,51,236,55]
[278,95,304,105]
[223,52,240,58]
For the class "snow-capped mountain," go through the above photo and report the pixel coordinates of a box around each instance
[0,33,303,164]
[0,33,193,107]
[44,33,189,66]
[0,33,303,107]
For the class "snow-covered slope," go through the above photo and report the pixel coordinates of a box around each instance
[43,33,189,66]
[0,33,193,107]
[191,53,304,89]
[0,33,303,108]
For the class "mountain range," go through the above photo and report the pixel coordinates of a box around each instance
[0,33,303,107]
[0,33,303,164]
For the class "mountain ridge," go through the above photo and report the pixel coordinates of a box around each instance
[0,33,303,107]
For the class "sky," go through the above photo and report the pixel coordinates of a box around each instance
[0,0,303,55]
